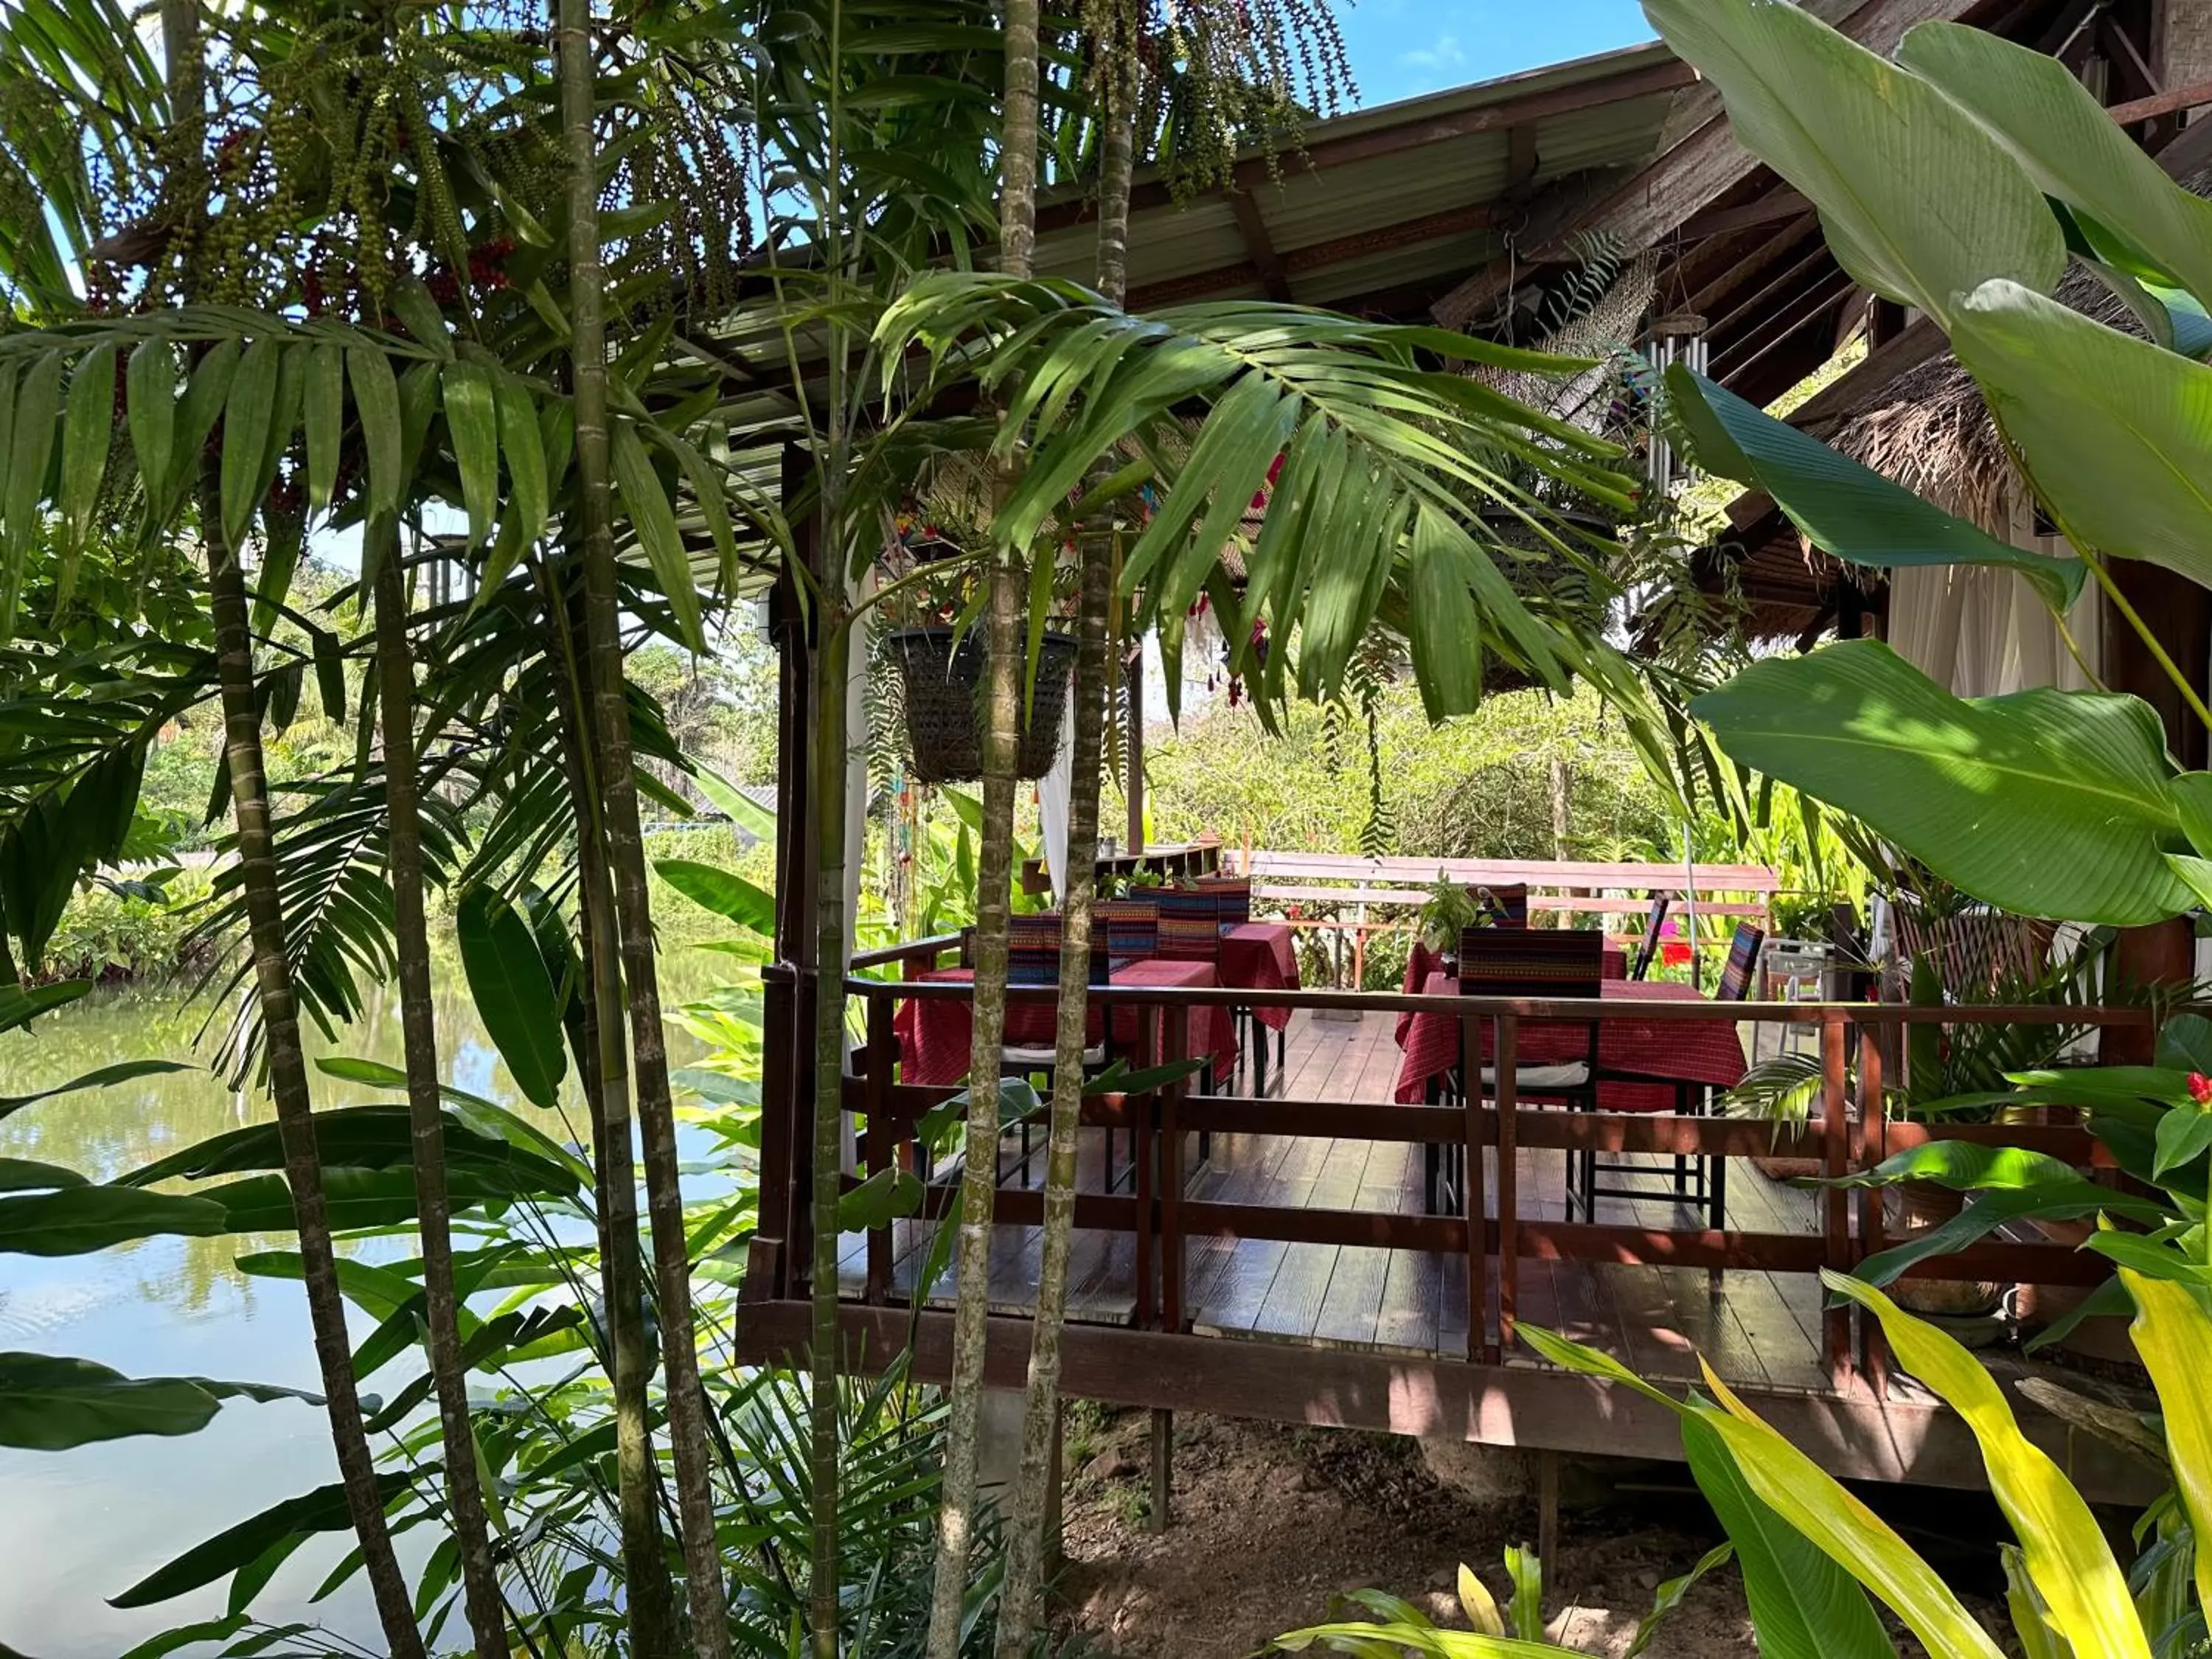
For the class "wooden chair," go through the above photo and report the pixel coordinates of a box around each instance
[1580,920,1762,1227]
[998,912,1107,1186]
[1627,890,1673,981]
[1427,928,1604,1214]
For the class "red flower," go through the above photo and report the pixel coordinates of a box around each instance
[2188,1073,2211,1105]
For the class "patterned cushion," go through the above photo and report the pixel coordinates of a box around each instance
[1007,912,1062,987]
[1093,900,1159,967]
[1470,883,1529,929]
[1457,927,1602,999]
[1197,874,1252,928]
[1717,922,1766,1002]
[1155,886,1220,962]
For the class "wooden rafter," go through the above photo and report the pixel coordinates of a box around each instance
[1122,201,1502,310]
[1428,0,1986,328]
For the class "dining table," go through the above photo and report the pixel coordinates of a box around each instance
[1391,970,1747,1110]
[892,959,1239,1089]
[1217,920,1301,1092]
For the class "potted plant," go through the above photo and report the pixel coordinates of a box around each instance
[873,498,1079,784]
[1416,872,1479,966]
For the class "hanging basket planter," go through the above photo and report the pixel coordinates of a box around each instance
[886,626,1079,784]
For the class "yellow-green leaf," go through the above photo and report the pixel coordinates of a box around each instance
[346,347,400,528]
[303,345,343,516]
[442,360,498,548]
[1826,1272,2146,1658]
[170,338,237,514]
[220,339,279,553]
[7,352,62,570]
[126,338,175,515]
[1457,1565,1505,1636]
[1695,1362,2004,1659]
[2120,1263,2212,1619]
[611,420,702,649]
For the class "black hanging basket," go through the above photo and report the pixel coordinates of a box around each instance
[886,626,1079,785]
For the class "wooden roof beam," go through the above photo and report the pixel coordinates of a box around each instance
[1228,164,1293,302]
[1428,0,1984,328]
[1122,201,1503,310]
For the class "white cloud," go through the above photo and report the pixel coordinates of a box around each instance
[1399,33,1467,72]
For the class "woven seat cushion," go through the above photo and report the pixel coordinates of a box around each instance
[1717,921,1766,1002]
[1007,913,1062,987]
[1479,1062,1592,1090]
[1197,874,1252,928]
[1004,1043,1105,1068]
[1156,886,1220,961]
[1091,900,1160,968]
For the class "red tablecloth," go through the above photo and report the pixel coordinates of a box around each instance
[893,959,1237,1088]
[1391,973,1745,1109]
[1220,922,1301,1032]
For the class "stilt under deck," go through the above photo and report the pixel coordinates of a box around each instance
[741,973,2162,1506]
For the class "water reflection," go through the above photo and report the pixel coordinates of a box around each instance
[0,947,728,1658]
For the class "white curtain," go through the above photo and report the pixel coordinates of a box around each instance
[1037,692,1076,900]
[1887,489,2101,697]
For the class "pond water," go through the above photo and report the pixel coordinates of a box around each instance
[0,947,733,1658]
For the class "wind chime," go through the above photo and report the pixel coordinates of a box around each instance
[1644,310,1708,497]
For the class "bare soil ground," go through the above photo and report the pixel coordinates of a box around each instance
[1049,1408,1762,1658]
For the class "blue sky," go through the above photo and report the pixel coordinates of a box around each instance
[1335,1,1657,109]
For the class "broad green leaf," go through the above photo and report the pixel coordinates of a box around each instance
[454,887,566,1111]
[1819,1141,2093,1193]
[1901,24,2212,313]
[0,1158,85,1192]
[0,1185,229,1255]
[0,980,92,1040]
[656,858,775,934]
[1403,505,1485,719]
[167,337,236,512]
[303,344,343,515]
[0,1057,183,1127]
[1852,1186,2146,1288]
[1644,0,2062,327]
[1827,1272,2147,1657]
[313,1057,591,1189]
[1624,1541,1736,1659]
[490,372,546,573]
[2120,1263,2212,1618]
[442,359,498,547]
[1999,1543,2073,1659]
[1694,1363,2004,1659]
[1691,641,2191,925]
[58,341,114,577]
[0,1353,314,1451]
[695,762,776,839]
[219,339,279,552]
[1951,279,2212,588]
[109,1474,410,1607]
[388,278,453,359]
[347,347,401,529]
[838,1166,922,1230]
[1681,1414,1893,1659]
[1270,1626,1558,1657]
[2155,1107,2212,1178]
[611,420,703,648]
[1666,366,2083,611]
[125,338,175,512]
[7,352,61,582]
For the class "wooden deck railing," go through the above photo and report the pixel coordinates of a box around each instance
[755,965,2149,1400]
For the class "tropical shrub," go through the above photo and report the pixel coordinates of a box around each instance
[1643,0,2212,930]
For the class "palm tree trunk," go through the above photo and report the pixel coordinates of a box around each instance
[548,589,680,1655]
[162,4,421,1652]
[203,472,427,1659]
[372,532,507,1658]
[992,79,1135,1655]
[554,1,730,1647]
[926,2,1044,1650]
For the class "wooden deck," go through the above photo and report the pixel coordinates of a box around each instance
[841,1009,1838,1397]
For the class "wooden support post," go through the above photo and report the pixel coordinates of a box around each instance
[1821,1010,1854,1390]
[1495,1015,1519,1364]
[757,970,795,1296]
[1134,1006,1156,1329]
[1148,1408,1172,1532]
[863,992,893,1304]
[1163,1006,1188,1332]
[1461,1012,1486,1363]
[1857,1023,1888,1400]
[1126,644,1145,851]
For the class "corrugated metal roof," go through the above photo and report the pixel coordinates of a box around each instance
[1037,38,1686,311]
